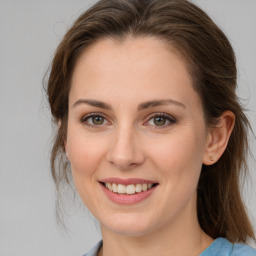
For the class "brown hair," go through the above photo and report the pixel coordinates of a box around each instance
[46,0,255,242]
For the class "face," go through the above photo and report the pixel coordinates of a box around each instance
[66,37,211,237]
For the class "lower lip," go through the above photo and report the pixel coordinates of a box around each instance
[100,184,157,205]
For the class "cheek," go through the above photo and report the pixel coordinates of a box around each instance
[147,127,206,187]
[67,129,104,173]
[66,129,107,197]
[148,130,205,215]
[66,133,108,214]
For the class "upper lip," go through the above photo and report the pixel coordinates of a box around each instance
[100,177,158,186]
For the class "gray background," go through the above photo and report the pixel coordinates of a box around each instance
[0,0,255,255]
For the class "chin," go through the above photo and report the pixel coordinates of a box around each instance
[100,212,157,237]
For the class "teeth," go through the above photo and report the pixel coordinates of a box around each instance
[126,184,135,194]
[112,183,118,193]
[148,184,153,189]
[104,183,154,194]
[117,184,126,194]
[142,184,147,191]
[135,184,142,193]
[106,183,112,191]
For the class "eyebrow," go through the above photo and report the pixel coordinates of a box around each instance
[72,98,186,110]
[72,99,112,110]
[137,99,186,111]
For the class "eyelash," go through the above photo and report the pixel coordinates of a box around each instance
[81,112,176,128]
[144,113,177,128]
[81,112,110,128]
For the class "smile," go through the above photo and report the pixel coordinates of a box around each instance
[103,182,154,194]
[99,178,158,204]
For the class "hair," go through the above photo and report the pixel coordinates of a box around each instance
[46,0,255,242]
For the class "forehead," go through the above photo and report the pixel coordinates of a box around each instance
[69,36,200,110]
[73,36,189,79]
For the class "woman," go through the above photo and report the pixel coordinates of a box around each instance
[46,0,256,255]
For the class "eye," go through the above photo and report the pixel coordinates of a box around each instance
[145,113,176,127]
[81,113,109,127]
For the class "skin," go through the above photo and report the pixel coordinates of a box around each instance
[65,36,234,256]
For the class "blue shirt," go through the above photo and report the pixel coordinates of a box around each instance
[83,238,256,256]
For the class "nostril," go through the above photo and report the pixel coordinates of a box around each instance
[108,157,141,170]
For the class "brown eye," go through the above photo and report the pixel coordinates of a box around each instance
[91,116,104,125]
[145,113,176,128]
[82,114,108,126]
[153,116,167,126]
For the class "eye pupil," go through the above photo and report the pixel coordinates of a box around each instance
[154,116,166,126]
[92,116,104,125]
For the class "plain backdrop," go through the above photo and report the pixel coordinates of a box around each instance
[0,1,255,255]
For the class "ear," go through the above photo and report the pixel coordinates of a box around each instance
[58,119,62,129]
[203,111,235,165]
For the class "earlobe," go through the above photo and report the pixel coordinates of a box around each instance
[58,119,62,129]
[203,111,235,165]
[64,138,68,157]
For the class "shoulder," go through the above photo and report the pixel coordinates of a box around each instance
[82,240,103,256]
[83,238,256,256]
[231,242,256,256]
[201,237,256,256]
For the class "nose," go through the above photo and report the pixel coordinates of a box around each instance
[106,126,145,171]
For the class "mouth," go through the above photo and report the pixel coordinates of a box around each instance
[98,178,159,204]
[101,182,158,195]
